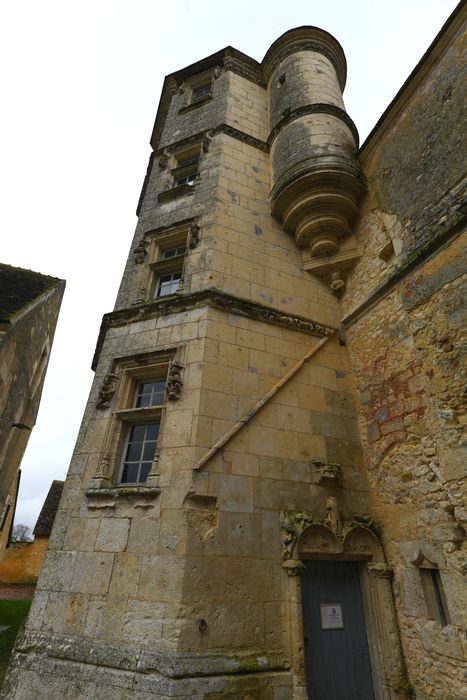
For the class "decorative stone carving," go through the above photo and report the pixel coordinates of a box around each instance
[330,270,346,295]
[166,362,184,400]
[367,563,394,579]
[158,151,170,170]
[95,452,112,479]
[202,130,214,153]
[133,240,148,264]
[188,223,201,249]
[96,373,119,409]
[280,509,384,575]
[311,460,342,485]
[326,496,342,537]
[178,82,186,95]
[213,66,221,79]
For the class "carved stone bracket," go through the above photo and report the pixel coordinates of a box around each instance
[166,362,184,400]
[96,373,119,409]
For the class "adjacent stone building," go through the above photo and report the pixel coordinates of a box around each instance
[0,480,64,585]
[0,265,64,562]
[3,5,465,699]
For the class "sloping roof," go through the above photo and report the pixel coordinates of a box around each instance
[0,263,62,323]
[33,480,64,537]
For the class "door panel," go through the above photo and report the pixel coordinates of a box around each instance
[302,560,375,700]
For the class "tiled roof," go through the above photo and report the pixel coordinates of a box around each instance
[33,480,64,537]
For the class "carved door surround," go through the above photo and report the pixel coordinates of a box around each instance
[280,507,410,700]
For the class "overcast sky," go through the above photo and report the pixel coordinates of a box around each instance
[1,0,458,530]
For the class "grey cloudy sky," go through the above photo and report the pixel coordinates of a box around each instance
[0,0,458,529]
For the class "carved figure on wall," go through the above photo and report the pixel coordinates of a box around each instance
[213,66,221,79]
[188,223,201,249]
[202,130,214,154]
[96,373,119,409]
[166,362,184,400]
[133,240,148,264]
[326,497,342,536]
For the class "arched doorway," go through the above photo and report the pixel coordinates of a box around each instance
[280,509,410,700]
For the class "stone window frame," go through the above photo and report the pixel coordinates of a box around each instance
[147,225,191,299]
[412,551,451,627]
[117,378,167,485]
[88,351,178,492]
[178,68,217,114]
[158,143,202,203]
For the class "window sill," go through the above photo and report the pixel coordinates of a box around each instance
[158,183,196,203]
[178,95,212,114]
[85,485,161,509]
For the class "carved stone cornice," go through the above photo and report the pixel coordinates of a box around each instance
[262,28,347,89]
[213,124,268,152]
[92,288,335,370]
[223,54,265,87]
[268,104,359,148]
[157,125,268,157]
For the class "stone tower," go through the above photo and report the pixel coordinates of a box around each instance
[4,9,466,700]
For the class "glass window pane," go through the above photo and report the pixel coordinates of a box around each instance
[146,423,160,440]
[142,442,157,461]
[130,425,146,441]
[139,463,152,483]
[126,443,143,462]
[136,394,150,408]
[121,463,138,484]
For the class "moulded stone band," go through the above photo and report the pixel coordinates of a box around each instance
[268,103,360,149]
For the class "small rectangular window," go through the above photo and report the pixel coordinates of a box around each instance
[191,83,211,103]
[134,380,166,408]
[162,246,186,260]
[420,568,451,627]
[175,172,197,187]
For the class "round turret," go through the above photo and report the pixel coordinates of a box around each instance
[263,27,364,258]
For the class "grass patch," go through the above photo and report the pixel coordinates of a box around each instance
[0,600,31,687]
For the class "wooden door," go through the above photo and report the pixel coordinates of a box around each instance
[302,559,375,700]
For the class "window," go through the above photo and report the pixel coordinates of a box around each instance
[162,245,186,260]
[155,270,182,297]
[175,170,198,187]
[420,567,451,627]
[191,83,211,103]
[119,378,166,484]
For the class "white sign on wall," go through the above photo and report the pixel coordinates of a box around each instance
[320,603,344,630]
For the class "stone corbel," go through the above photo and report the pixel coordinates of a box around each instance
[96,373,119,409]
[311,460,342,485]
[202,130,214,153]
[213,65,222,79]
